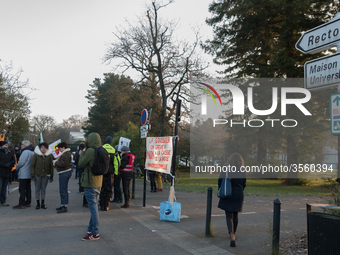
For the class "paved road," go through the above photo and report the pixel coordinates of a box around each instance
[1,174,328,255]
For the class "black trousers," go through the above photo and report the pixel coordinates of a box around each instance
[225,211,238,234]
[19,179,31,205]
[149,171,157,191]
[113,174,122,201]
[99,173,114,207]
[121,172,132,203]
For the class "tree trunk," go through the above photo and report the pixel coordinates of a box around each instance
[285,134,298,185]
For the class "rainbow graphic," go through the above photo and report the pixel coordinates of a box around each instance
[196,82,222,106]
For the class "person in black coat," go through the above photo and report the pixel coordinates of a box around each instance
[218,153,246,247]
[0,141,15,206]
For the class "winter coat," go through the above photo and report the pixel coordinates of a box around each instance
[31,146,54,178]
[16,144,34,179]
[54,148,72,174]
[218,167,246,212]
[102,143,120,175]
[78,132,103,188]
[0,147,16,178]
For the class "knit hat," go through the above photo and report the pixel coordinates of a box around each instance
[121,146,130,152]
[0,141,8,147]
[104,136,112,144]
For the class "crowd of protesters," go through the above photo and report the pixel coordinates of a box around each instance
[0,132,145,241]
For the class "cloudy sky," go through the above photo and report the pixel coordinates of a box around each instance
[0,0,219,123]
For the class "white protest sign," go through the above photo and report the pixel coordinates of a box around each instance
[49,139,61,158]
[118,137,131,152]
[145,137,173,174]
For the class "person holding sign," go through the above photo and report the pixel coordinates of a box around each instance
[119,146,135,208]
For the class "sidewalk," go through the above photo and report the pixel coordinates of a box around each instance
[1,175,327,255]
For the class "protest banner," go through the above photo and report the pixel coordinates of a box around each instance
[49,139,61,158]
[145,137,173,174]
[118,137,131,152]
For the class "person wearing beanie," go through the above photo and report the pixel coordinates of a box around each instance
[119,146,135,208]
[13,140,34,209]
[100,136,119,211]
[111,145,122,203]
[0,141,15,206]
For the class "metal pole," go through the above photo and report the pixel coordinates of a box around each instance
[272,198,281,255]
[205,187,213,236]
[131,171,135,199]
[132,113,142,199]
[337,135,340,184]
[142,108,151,207]
[171,99,182,180]
[306,203,311,255]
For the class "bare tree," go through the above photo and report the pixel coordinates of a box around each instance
[105,1,207,135]
[0,61,31,142]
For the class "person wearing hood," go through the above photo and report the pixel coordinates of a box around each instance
[13,140,34,209]
[31,142,54,209]
[78,132,103,241]
[119,146,135,208]
[0,141,15,207]
[54,142,72,213]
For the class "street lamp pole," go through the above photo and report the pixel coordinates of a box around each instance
[132,112,141,199]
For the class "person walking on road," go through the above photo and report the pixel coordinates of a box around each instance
[31,142,54,209]
[119,146,135,208]
[13,140,34,209]
[78,132,103,241]
[218,153,246,247]
[54,142,72,213]
[0,141,15,207]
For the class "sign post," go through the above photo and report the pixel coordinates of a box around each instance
[331,93,340,135]
[142,108,151,207]
[296,13,340,182]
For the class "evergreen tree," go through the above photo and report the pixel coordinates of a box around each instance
[205,0,339,183]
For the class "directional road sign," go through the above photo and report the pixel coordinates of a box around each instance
[296,15,340,54]
[304,52,340,90]
[331,93,340,135]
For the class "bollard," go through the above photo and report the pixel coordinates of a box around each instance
[272,198,281,255]
[205,187,213,236]
[131,170,135,199]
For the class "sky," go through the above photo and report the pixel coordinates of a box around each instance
[0,0,219,123]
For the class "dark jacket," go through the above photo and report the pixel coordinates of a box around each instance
[0,147,16,178]
[31,146,54,178]
[55,148,72,173]
[218,167,246,212]
[78,132,103,188]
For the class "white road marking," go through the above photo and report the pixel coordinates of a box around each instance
[152,206,160,209]
[241,212,256,215]
[9,187,18,193]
